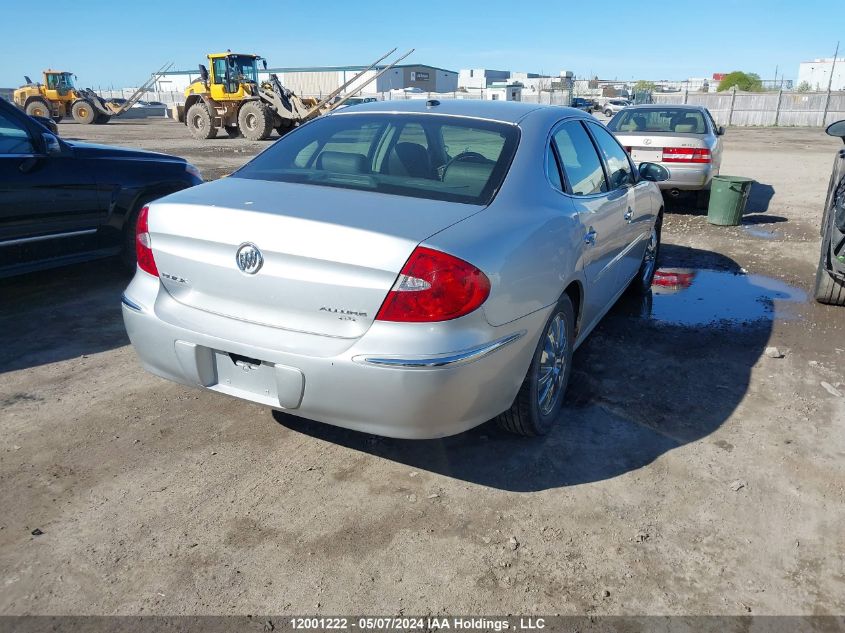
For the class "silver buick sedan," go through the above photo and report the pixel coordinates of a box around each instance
[122,100,668,439]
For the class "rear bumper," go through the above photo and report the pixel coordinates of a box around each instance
[121,272,547,439]
[657,163,717,191]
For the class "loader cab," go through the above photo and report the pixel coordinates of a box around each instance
[43,71,75,99]
[207,53,260,100]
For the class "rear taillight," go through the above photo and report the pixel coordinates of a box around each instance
[135,206,159,277]
[662,147,711,163]
[375,247,490,322]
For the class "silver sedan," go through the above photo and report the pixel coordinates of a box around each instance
[122,100,667,439]
[608,104,724,208]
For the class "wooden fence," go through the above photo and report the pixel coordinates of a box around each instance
[652,89,845,127]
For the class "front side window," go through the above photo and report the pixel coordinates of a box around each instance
[0,112,34,155]
[231,56,258,84]
[234,114,520,205]
[552,121,606,196]
[586,122,635,190]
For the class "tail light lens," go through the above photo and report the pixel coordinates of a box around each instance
[662,147,711,163]
[135,206,159,277]
[375,247,490,322]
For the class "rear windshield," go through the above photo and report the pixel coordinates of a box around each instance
[609,108,708,134]
[233,113,520,205]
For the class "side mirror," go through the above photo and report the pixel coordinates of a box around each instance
[42,133,61,156]
[261,59,268,70]
[826,120,845,144]
[639,162,670,182]
[199,64,209,83]
[716,125,726,136]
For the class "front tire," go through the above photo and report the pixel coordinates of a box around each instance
[814,232,845,306]
[238,101,274,140]
[604,109,613,117]
[187,102,217,140]
[72,100,96,124]
[497,295,575,436]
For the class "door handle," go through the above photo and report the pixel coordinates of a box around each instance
[584,228,597,246]
[624,207,634,222]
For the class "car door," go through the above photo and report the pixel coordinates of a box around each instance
[550,120,625,325]
[585,120,654,288]
[0,107,102,271]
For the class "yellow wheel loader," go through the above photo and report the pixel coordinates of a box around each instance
[177,49,412,141]
[13,64,173,125]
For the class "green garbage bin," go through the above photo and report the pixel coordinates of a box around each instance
[707,176,754,226]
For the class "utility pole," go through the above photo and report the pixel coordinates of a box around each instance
[822,41,840,126]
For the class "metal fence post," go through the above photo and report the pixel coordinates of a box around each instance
[728,87,737,126]
[683,88,688,104]
[774,89,783,126]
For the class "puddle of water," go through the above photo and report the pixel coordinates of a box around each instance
[742,226,780,240]
[623,268,807,326]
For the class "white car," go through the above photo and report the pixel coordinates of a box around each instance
[602,99,630,117]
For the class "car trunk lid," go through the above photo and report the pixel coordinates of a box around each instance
[147,178,484,338]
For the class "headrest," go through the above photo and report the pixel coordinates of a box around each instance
[442,162,494,195]
[316,151,369,174]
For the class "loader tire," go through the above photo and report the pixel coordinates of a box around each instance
[25,98,52,119]
[238,101,273,141]
[187,103,217,140]
[224,125,241,138]
[72,100,96,124]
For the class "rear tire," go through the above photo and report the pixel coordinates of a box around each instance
[814,233,845,306]
[628,220,661,295]
[25,98,51,119]
[224,125,240,138]
[604,108,613,117]
[238,101,274,140]
[696,188,711,210]
[497,295,575,436]
[72,100,96,124]
[187,102,217,140]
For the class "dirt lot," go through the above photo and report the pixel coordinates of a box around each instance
[1,117,843,616]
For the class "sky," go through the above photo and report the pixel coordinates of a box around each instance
[0,0,840,88]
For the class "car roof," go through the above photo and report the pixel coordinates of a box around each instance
[624,104,706,110]
[331,99,550,124]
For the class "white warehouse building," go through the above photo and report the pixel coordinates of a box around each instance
[797,57,845,91]
[154,63,458,97]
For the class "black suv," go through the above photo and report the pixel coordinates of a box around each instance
[0,98,202,277]
[816,120,845,305]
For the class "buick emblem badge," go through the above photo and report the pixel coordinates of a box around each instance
[236,243,263,275]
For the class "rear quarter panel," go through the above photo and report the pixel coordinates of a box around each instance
[424,109,587,327]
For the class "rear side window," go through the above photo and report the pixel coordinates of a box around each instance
[235,114,520,205]
[586,122,635,190]
[552,122,606,196]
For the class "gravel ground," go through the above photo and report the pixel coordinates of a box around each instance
[1,116,843,616]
